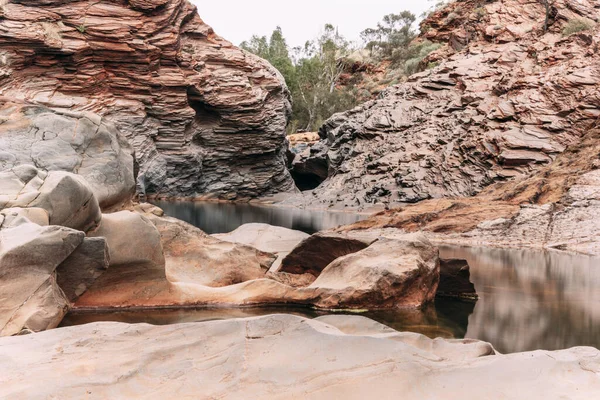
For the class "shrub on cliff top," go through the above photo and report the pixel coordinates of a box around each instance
[403,41,442,75]
[562,19,595,36]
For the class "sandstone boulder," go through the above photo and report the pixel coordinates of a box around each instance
[0,207,49,227]
[56,238,110,303]
[88,211,164,268]
[0,220,84,336]
[280,231,377,276]
[213,223,309,272]
[0,165,102,232]
[308,236,440,309]
[1,314,599,399]
[150,216,275,287]
[0,103,136,210]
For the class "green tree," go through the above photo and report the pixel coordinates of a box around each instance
[242,25,357,132]
[360,11,417,62]
[292,24,356,131]
[240,27,297,91]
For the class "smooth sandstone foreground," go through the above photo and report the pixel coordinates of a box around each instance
[1,314,599,399]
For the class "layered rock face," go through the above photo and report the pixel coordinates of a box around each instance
[0,0,296,199]
[295,0,600,208]
[2,314,600,399]
[339,128,600,256]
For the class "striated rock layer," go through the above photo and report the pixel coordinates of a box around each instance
[0,0,296,199]
[293,0,600,209]
[338,128,600,256]
[1,314,599,399]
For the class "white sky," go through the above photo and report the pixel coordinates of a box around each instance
[191,1,433,48]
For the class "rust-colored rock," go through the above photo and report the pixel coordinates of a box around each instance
[291,0,600,209]
[339,128,600,256]
[0,0,296,200]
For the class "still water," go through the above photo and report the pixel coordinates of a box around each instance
[63,203,600,353]
[151,200,367,234]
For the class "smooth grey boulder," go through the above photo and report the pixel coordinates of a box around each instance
[0,220,84,336]
[88,211,164,267]
[0,103,135,209]
[0,166,102,232]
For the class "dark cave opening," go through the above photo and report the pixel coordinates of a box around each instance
[291,171,325,191]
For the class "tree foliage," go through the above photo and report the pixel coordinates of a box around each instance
[360,11,417,62]
[242,25,358,132]
[241,10,443,133]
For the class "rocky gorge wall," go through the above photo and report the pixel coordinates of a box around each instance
[294,0,600,209]
[0,0,296,200]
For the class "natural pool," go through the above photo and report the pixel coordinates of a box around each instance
[150,200,367,234]
[62,203,600,354]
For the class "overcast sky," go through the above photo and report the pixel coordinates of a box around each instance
[191,1,432,48]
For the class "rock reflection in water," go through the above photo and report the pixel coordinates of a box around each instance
[61,302,474,341]
[440,246,600,353]
[151,200,366,234]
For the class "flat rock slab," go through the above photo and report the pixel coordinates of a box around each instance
[213,223,309,272]
[0,314,599,399]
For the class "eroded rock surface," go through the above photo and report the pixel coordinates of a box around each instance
[0,165,101,232]
[213,223,309,272]
[0,102,135,209]
[88,211,164,268]
[0,0,296,199]
[0,220,84,336]
[75,222,441,310]
[1,314,599,399]
[309,236,440,309]
[339,128,600,256]
[292,0,600,209]
[150,216,275,287]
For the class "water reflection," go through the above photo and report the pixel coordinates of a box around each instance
[151,200,367,234]
[61,301,474,341]
[440,246,600,353]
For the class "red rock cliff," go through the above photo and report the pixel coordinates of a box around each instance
[302,0,600,209]
[0,0,296,199]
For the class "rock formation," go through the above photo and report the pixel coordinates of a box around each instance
[0,102,135,210]
[0,165,116,336]
[290,0,600,209]
[2,314,600,399]
[74,216,445,311]
[0,0,296,199]
[337,127,600,256]
[307,236,440,309]
[151,216,276,287]
[212,223,310,272]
